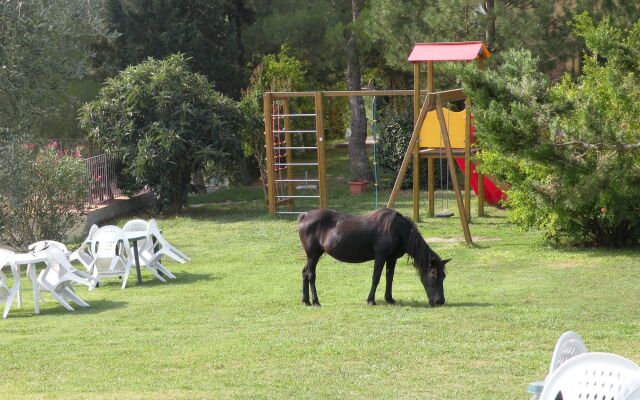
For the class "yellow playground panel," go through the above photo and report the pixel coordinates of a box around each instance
[419,108,467,149]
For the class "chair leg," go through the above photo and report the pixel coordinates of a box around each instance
[144,265,167,283]
[2,285,18,319]
[121,269,131,289]
[50,291,74,311]
[154,262,176,279]
[62,287,89,307]
[28,264,40,315]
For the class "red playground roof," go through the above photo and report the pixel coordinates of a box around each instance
[408,41,490,62]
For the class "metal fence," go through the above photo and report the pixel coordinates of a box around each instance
[83,153,123,207]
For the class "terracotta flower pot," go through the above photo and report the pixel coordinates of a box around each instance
[348,179,368,195]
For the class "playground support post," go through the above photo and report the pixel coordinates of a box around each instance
[264,92,276,216]
[412,62,421,221]
[435,95,473,245]
[464,97,471,223]
[427,61,435,218]
[315,92,328,209]
[387,94,432,209]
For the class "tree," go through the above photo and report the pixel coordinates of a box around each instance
[80,54,246,213]
[0,0,110,141]
[97,0,252,98]
[346,0,369,180]
[458,15,640,246]
[0,145,86,250]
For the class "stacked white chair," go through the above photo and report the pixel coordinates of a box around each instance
[539,352,640,400]
[69,224,99,271]
[0,249,20,319]
[32,244,96,311]
[122,219,172,282]
[529,331,588,399]
[88,225,132,290]
[147,218,191,264]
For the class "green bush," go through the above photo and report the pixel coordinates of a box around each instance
[459,15,640,246]
[80,54,246,213]
[0,143,86,250]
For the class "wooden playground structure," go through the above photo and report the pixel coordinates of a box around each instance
[264,42,495,245]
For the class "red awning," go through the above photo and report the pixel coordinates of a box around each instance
[408,42,490,62]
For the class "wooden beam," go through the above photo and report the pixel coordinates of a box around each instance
[412,62,420,221]
[315,92,328,209]
[264,92,276,216]
[387,94,432,209]
[284,99,294,211]
[464,97,471,223]
[426,88,466,104]
[435,95,473,245]
[427,61,435,218]
[478,171,485,217]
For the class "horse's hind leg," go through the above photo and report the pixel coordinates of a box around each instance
[384,258,397,305]
[307,255,321,306]
[302,254,321,306]
[367,254,386,306]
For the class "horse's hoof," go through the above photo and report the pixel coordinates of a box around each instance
[386,298,396,305]
[367,300,376,306]
[312,301,321,307]
[302,299,311,306]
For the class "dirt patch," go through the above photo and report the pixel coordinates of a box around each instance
[425,236,501,243]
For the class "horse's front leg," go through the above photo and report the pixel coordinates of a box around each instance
[367,254,386,306]
[384,257,397,304]
[302,254,321,306]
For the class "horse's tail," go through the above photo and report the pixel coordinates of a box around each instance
[297,212,308,225]
[402,215,433,272]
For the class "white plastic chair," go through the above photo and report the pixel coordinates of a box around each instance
[88,225,132,290]
[147,218,191,264]
[37,246,96,311]
[69,224,99,271]
[529,331,589,398]
[122,219,172,282]
[539,352,640,400]
[28,240,68,253]
[0,249,20,319]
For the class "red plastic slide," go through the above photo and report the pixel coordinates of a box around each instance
[453,123,507,206]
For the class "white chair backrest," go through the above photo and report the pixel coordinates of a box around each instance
[0,249,15,268]
[540,352,640,400]
[86,224,99,242]
[147,219,166,244]
[28,240,68,253]
[549,331,588,374]
[123,219,148,233]
[92,225,125,258]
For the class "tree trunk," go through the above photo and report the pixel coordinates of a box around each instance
[485,0,496,50]
[347,0,369,180]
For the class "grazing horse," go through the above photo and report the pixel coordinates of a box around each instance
[297,208,449,307]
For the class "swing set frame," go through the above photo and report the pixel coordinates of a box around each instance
[264,42,490,245]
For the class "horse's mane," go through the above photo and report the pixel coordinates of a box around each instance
[400,214,440,274]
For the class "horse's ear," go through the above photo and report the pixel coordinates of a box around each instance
[442,258,451,265]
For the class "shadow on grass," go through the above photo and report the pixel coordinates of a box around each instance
[395,300,492,309]
[129,271,216,288]
[9,299,128,319]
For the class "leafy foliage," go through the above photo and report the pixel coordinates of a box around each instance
[239,48,307,199]
[98,0,251,98]
[459,16,640,246]
[0,144,86,250]
[0,0,110,139]
[80,54,245,213]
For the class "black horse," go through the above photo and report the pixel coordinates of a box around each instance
[297,208,449,307]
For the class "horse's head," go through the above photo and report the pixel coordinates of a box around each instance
[419,257,449,307]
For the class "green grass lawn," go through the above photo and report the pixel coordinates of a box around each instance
[2,147,640,399]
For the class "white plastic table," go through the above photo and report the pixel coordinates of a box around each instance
[11,251,49,314]
[124,231,146,286]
